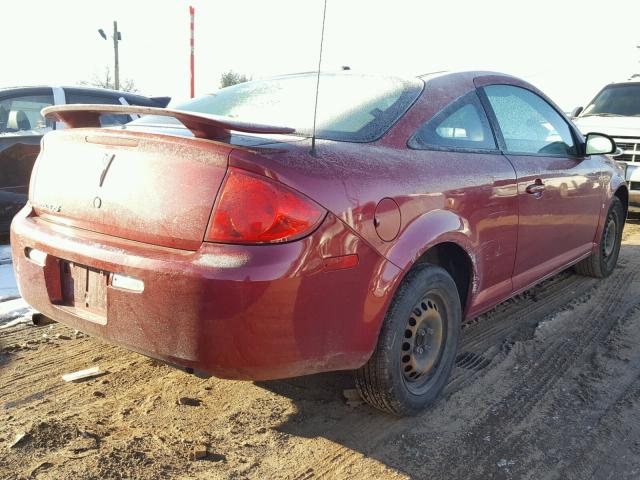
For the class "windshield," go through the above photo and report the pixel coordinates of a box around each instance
[136,73,423,142]
[582,83,640,117]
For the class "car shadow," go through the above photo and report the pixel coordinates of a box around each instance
[255,367,467,478]
[255,370,406,466]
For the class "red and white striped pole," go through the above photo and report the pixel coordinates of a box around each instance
[189,5,195,98]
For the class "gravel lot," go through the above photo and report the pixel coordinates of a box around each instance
[1,220,640,479]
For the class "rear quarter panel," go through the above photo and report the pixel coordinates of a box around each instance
[229,73,520,319]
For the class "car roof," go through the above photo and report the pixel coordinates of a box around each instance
[0,85,155,100]
[604,80,640,87]
[419,70,520,83]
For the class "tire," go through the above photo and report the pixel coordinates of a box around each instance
[355,265,461,416]
[575,197,625,278]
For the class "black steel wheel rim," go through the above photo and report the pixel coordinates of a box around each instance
[603,216,617,258]
[400,292,447,394]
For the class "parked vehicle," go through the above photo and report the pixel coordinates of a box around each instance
[0,86,170,234]
[571,80,640,212]
[11,71,627,415]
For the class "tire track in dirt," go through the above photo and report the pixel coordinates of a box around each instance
[560,371,640,479]
[546,303,640,480]
[461,274,582,350]
[436,268,640,479]
[492,269,637,424]
[287,271,621,480]
[447,272,598,395]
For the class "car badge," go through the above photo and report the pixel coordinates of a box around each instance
[99,153,116,187]
[37,202,62,213]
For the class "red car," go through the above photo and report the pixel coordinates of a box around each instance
[11,71,626,415]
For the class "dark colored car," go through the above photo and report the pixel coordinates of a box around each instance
[11,72,627,415]
[0,86,170,233]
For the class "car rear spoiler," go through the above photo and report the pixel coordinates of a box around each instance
[42,104,295,141]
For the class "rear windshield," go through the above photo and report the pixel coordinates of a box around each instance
[137,73,423,142]
[582,83,640,117]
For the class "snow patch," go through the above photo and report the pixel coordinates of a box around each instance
[0,262,18,301]
[0,315,33,329]
[0,244,11,264]
[0,247,31,325]
[0,297,33,327]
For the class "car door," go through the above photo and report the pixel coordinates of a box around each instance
[0,88,54,231]
[480,84,603,291]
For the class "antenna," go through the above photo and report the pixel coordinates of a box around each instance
[310,0,328,156]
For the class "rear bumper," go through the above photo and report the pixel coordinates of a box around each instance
[11,205,400,380]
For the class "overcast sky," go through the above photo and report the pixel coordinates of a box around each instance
[3,0,639,109]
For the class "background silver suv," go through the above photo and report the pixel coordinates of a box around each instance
[572,80,640,212]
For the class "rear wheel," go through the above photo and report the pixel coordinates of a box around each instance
[355,265,461,416]
[575,197,624,278]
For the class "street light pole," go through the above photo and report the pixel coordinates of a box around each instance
[98,22,121,90]
[113,21,120,90]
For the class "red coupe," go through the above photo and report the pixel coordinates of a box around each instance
[11,71,626,415]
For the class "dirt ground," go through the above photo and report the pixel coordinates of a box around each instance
[1,220,640,480]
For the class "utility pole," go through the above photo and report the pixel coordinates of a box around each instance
[98,22,122,90]
[113,21,120,90]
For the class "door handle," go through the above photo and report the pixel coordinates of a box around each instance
[525,181,545,195]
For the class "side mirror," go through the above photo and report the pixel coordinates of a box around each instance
[585,132,616,156]
[571,106,584,118]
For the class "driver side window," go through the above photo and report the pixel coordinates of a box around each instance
[484,85,577,157]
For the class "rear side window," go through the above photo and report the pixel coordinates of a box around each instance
[409,92,496,151]
[484,85,577,156]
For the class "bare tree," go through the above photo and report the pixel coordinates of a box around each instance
[80,66,138,93]
[220,70,250,88]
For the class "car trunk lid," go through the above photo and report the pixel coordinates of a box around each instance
[30,105,297,250]
[31,129,232,250]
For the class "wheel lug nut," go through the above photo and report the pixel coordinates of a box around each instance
[418,328,426,336]
[416,347,424,354]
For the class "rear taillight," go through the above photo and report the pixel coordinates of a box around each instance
[206,167,325,244]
